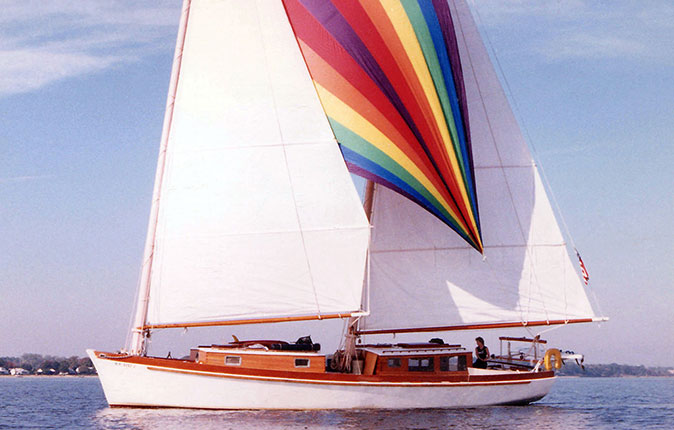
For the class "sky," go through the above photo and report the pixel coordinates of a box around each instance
[1,1,672,367]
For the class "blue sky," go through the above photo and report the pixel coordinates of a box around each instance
[1,1,672,367]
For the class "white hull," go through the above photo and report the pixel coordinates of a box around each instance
[89,350,555,409]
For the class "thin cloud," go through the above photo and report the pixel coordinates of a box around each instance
[0,1,180,97]
[539,34,648,62]
[0,175,55,184]
[0,49,121,95]
[469,0,590,23]
[471,0,674,63]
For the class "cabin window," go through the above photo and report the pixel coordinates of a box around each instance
[408,357,434,372]
[224,355,241,366]
[440,356,455,371]
[440,355,467,371]
[294,358,310,368]
[387,358,401,368]
[440,356,453,371]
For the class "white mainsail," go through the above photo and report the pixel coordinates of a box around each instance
[135,0,370,332]
[359,0,597,333]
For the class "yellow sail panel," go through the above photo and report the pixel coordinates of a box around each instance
[284,0,482,250]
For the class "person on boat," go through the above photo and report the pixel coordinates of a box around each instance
[473,337,490,369]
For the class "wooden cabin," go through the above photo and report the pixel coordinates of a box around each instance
[190,340,473,377]
[356,343,471,376]
[191,340,324,373]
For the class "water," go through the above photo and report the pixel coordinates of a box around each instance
[1,377,672,429]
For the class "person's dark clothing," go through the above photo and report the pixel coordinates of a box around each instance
[473,345,488,369]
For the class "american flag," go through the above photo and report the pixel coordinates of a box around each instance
[575,249,590,285]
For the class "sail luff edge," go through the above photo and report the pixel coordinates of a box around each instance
[128,0,192,355]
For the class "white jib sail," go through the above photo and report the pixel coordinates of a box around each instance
[359,0,596,332]
[140,0,370,326]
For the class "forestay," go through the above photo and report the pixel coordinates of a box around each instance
[141,0,370,327]
[359,0,597,332]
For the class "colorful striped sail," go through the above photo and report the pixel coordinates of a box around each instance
[282,0,482,252]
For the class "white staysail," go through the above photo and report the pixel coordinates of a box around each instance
[136,0,369,329]
[359,0,596,333]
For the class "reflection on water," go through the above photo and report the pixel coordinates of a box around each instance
[1,377,672,429]
[94,405,593,430]
[92,378,674,430]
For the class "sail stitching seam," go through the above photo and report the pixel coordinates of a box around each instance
[455,0,548,324]
[254,0,322,318]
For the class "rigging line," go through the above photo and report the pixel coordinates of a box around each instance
[129,0,192,354]
[466,0,558,322]
[456,0,547,324]
[338,318,348,351]
[363,182,377,324]
[469,0,588,289]
[470,0,600,320]
[564,247,569,321]
[533,245,552,323]
[254,1,321,317]
[530,323,565,339]
[124,264,145,353]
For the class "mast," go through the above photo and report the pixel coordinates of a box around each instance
[363,180,375,222]
[129,0,192,356]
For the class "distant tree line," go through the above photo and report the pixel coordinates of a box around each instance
[0,354,95,375]
[557,362,674,377]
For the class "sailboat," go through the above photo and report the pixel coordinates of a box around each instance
[88,0,606,409]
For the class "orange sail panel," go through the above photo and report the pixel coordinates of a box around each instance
[283,0,482,251]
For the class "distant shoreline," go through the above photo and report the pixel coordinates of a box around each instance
[0,374,98,378]
[558,375,674,379]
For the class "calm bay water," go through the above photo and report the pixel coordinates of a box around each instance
[1,377,672,429]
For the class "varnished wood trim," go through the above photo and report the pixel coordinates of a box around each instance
[93,350,554,387]
[356,318,596,335]
[499,336,547,344]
